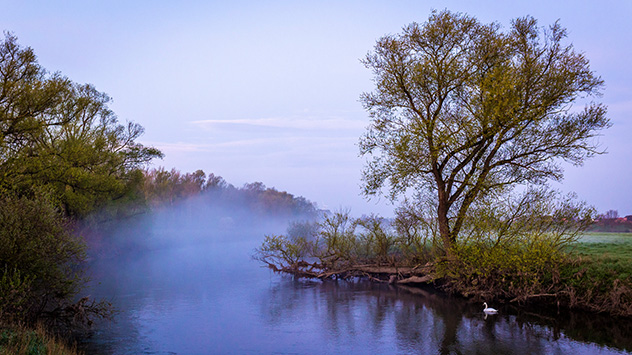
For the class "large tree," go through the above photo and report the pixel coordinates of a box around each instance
[359,11,609,255]
[0,32,71,166]
[0,32,162,217]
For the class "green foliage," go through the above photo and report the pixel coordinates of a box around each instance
[0,328,46,355]
[0,32,72,159]
[434,234,632,315]
[141,168,317,217]
[360,10,609,253]
[7,82,163,218]
[255,234,312,270]
[461,187,594,247]
[256,211,632,316]
[142,168,208,206]
[356,215,396,262]
[437,237,565,297]
[0,31,153,334]
[393,197,443,260]
[255,210,435,273]
[0,32,162,218]
[316,211,358,266]
[0,267,33,321]
[0,194,85,323]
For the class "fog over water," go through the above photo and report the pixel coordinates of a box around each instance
[79,197,632,354]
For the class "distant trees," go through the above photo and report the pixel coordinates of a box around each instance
[590,209,632,233]
[359,11,609,255]
[602,210,619,220]
[141,167,317,218]
[142,168,209,206]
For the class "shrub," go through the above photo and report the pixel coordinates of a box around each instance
[0,194,85,323]
[436,236,566,299]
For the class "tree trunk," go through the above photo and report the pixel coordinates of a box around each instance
[437,189,453,258]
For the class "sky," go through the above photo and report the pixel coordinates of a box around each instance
[2,1,631,217]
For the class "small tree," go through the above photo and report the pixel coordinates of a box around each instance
[603,209,619,220]
[359,11,609,256]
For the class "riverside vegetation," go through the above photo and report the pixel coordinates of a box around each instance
[256,11,629,318]
[0,31,317,353]
[0,31,154,352]
[255,207,632,317]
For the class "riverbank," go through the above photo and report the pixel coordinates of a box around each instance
[436,235,632,317]
[256,228,632,318]
[0,323,79,355]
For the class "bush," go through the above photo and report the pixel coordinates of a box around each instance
[0,194,86,323]
[254,210,433,275]
[436,236,566,299]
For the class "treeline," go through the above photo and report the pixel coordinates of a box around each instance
[140,167,316,217]
[80,167,319,256]
[81,167,320,255]
[87,166,318,229]
[589,210,632,233]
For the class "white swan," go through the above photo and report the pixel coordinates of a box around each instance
[483,302,498,314]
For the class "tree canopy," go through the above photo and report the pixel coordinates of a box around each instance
[359,11,609,254]
[0,32,162,217]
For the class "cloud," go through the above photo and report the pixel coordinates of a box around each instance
[147,135,357,154]
[191,116,366,131]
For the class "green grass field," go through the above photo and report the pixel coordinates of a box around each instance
[567,233,632,283]
[572,233,632,261]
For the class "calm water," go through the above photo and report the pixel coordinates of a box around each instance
[78,229,632,354]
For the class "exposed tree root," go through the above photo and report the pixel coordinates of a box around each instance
[262,261,436,285]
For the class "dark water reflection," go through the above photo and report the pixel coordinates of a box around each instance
[79,234,632,354]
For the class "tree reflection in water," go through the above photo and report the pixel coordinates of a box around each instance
[259,277,631,354]
[79,239,632,354]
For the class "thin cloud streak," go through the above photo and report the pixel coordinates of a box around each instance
[148,135,358,154]
[191,116,367,131]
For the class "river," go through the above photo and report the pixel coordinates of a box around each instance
[78,222,632,354]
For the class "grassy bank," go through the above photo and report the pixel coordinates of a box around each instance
[568,233,632,290]
[570,233,632,279]
[563,233,632,315]
[437,233,632,316]
[0,323,79,355]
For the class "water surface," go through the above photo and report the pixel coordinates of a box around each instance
[79,228,632,354]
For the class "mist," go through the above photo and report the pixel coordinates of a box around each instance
[83,182,317,256]
[78,193,632,354]
[77,186,321,352]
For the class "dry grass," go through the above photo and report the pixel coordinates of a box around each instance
[0,323,80,355]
